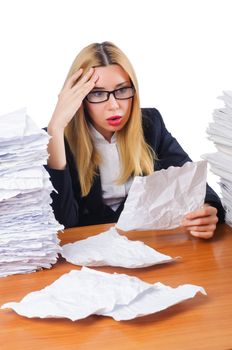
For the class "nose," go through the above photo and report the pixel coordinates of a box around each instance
[107,92,120,109]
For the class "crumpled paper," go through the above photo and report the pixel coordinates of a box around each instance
[61,227,176,268]
[103,282,206,321]
[1,267,206,321]
[116,161,207,231]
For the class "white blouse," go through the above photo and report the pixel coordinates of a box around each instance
[90,125,133,211]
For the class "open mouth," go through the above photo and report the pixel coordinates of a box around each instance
[107,116,122,121]
[106,116,122,126]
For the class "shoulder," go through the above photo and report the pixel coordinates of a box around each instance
[141,107,163,121]
[141,107,165,130]
[141,108,166,141]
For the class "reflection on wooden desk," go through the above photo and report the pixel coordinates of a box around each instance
[0,223,232,350]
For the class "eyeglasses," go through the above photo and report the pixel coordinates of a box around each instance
[85,86,135,103]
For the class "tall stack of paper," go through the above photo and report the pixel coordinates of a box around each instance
[0,108,63,277]
[202,91,232,226]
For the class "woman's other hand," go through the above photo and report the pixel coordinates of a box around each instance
[181,204,218,239]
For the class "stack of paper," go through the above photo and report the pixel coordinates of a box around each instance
[0,108,63,277]
[202,91,232,226]
[1,267,206,321]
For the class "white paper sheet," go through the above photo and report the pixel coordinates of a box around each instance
[0,108,48,140]
[116,161,207,231]
[1,267,206,321]
[61,227,176,268]
[103,282,206,321]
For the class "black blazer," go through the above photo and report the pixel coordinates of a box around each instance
[45,108,225,228]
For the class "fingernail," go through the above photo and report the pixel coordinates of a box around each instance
[190,231,199,237]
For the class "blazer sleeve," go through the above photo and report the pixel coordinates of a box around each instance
[142,108,225,223]
[44,138,82,228]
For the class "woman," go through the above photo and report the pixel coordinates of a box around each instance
[46,41,224,238]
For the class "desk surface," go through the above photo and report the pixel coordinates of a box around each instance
[0,224,232,350]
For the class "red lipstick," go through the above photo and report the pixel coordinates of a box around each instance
[106,116,122,126]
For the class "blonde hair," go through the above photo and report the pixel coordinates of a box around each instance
[64,41,155,196]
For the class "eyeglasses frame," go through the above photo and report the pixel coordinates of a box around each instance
[85,86,135,104]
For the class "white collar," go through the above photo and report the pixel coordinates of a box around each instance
[89,124,117,145]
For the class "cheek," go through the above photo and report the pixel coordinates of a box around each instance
[85,104,102,122]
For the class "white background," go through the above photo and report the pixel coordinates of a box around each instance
[0,0,231,194]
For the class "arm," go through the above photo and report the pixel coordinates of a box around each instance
[46,68,99,227]
[47,68,98,170]
[142,108,225,238]
[45,142,81,228]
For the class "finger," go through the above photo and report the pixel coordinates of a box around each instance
[73,74,99,93]
[92,72,99,84]
[75,67,95,86]
[190,230,214,239]
[75,84,95,101]
[73,76,98,100]
[185,206,217,220]
[181,215,218,227]
[184,223,217,232]
[64,69,84,90]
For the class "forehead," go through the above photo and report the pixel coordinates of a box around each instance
[94,64,130,88]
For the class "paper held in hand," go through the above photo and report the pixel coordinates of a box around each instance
[116,160,207,231]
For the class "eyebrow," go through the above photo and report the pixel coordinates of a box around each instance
[92,81,131,90]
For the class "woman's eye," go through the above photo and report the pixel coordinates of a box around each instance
[118,88,127,94]
[117,87,130,96]
[91,91,105,97]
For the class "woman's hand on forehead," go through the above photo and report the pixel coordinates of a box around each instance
[49,68,99,131]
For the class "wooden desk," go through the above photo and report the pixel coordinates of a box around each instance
[0,224,232,350]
